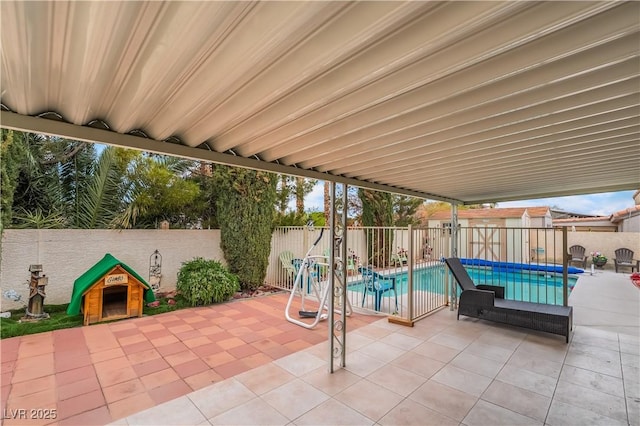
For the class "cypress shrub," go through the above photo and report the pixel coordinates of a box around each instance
[214,166,277,292]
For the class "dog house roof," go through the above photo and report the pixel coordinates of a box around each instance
[66,253,154,316]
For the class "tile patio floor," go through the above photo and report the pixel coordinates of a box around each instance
[1,293,380,425]
[2,269,639,425]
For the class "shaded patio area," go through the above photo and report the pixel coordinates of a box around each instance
[1,270,638,425]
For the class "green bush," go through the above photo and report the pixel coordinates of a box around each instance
[176,258,240,306]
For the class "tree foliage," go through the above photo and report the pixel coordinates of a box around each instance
[113,153,201,229]
[359,188,394,266]
[1,130,26,228]
[2,131,206,230]
[214,165,277,292]
[393,195,423,226]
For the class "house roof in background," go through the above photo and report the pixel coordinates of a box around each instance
[610,205,640,222]
[429,207,550,220]
[554,216,611,224]
[1,2,639,204]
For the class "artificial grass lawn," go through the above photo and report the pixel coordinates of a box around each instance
[1,295,191,339]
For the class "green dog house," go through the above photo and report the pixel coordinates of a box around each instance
[67,254,155,325]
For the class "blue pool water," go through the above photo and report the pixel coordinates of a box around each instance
[350,265,577,305]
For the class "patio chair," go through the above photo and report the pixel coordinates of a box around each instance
[358,266,398,312]
[568,245,587,268]
[391,247,408,267]
[445,257,573,343]
[323,248,357,275]
[279,251,297,279]
[292,258,318,293]
[614,248,639,273]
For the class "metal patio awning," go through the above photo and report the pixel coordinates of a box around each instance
[1,1,639,204]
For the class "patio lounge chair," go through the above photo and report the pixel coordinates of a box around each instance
[614,248,639,273]
[568,245,587,268]
[358,266,398,312]
[445,257,573,343]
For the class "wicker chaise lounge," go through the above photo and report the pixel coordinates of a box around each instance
[445,257,573,343]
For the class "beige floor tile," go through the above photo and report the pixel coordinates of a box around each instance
[572,326,619,344]
[623,364,640,399]
[293,398,375,425]
[564,349,622,378]
[495,364,557,397]
[187,378,255,419]
[546,400,627,426]
[365,364,427,397]
[462,399,541,426]
[475,328,525,351]
[343,332,377,352]
[379,332,423,351]
[125,396,206,425]
[412,341,460,363]
[627,396,640,426]
[621,351,639,368]
[559,364,625,398]
[304,341,329,358]
[431,364,492,397]
[369,319,401,331]
[450,351,504,378]
[408,380,477,422]
[378,398,459,426]
[569,342,621,363]
[273,351,325,377]
[619,336,640,356]
[207,397,289,425]
[344,351,386,377]
[391,351,445,379]
[353,323,394,340]
[517,339,568,363]
[335,378,403,422]
[261,378,329,420]
[235,362,295,395]
[357,340,406,364]
[553,380,628,422]
[428,332,474,351]
[463,340,515,363]
[394,323,443,341]
[507,347,563,378]
[300,366,361,396]
[571,330,620,350]
[481,380,551,422]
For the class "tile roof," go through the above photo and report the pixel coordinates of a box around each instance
[428,206,549,220]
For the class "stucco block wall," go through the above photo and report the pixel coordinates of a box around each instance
[0,230,222,310]
[567,231,640,270]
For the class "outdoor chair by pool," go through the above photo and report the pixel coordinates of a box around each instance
[391,248,408,267]
[358,266,398,312]
[445,257,573,343]
[614,248,639,273]
[279,250,297,280]
[568,245,588,268]
[323,248,357,275]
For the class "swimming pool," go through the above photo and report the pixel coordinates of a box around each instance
[349,264,577,306]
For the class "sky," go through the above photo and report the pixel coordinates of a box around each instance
[301,185,637,217]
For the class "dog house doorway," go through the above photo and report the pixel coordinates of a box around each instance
[102,285,128,319]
